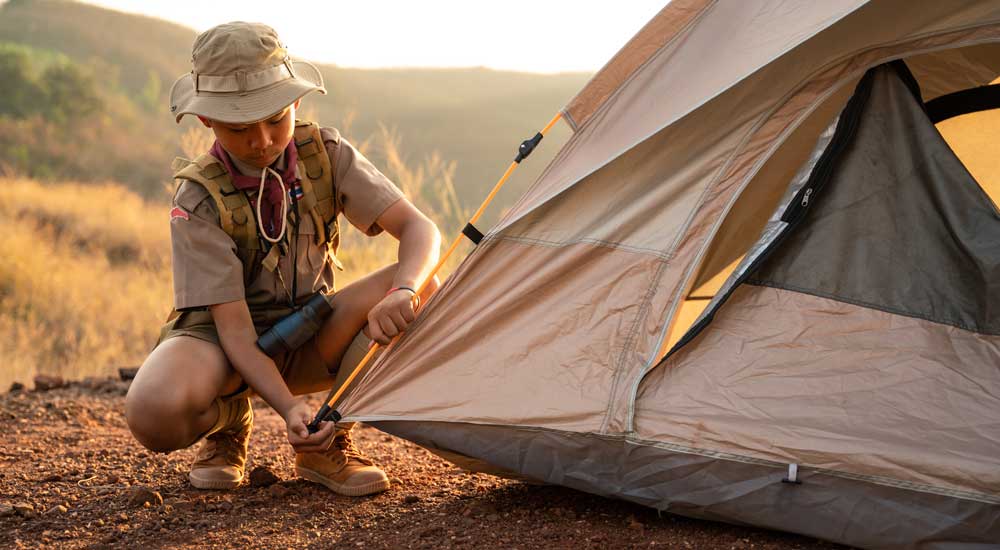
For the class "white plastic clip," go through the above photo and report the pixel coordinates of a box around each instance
[782,463,802,484]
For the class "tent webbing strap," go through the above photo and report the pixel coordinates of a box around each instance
[925,84,1000,124]
[307,112,565,432]
[462,223,485,245]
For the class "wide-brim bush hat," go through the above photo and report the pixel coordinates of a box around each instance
[169,21,325,124]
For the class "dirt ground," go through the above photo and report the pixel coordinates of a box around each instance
[0,378,847,549]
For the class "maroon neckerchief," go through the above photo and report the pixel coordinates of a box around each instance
[209,139,299,240]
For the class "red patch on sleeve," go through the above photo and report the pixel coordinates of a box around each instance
[170,206,190,221]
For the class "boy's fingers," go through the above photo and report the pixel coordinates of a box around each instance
[401,305,416,323]
[380,316,400,338]
[390,309,409,330]
[369,322,386,345]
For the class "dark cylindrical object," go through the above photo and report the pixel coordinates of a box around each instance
[307,404,342,434]
[257,292,333,357]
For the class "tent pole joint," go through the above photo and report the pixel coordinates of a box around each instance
[515,132,544,163]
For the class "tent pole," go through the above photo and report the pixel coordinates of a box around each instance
[308,112,565,432]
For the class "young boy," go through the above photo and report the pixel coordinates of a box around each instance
[125,22,441,496]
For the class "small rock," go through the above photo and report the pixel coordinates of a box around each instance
[0,503,14,517]
[33,375,65,392]
[248,466,280,488]
[118,367,139,381]
[628,516,645,531]
[418,526,443,538]
[403,494,421,504]
[268,484,289,498]
[8,381,24,393]
[127,486,162,507]
[485,513,500,521]
[13,502,34,516]
[42,473,62,482]
[46,505,68,515]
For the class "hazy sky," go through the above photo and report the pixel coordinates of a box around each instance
[80,0,666,73]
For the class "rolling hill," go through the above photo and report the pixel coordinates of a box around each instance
[0,0,588,211]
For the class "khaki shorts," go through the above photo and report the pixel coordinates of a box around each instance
[156,308,372,400]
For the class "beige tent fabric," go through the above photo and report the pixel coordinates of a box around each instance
[562,0,712,130]
[635,285,1000,501]
[342,239,670,432]
[343,1,1000,437]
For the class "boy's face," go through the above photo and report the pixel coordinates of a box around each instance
[199,100,299,169]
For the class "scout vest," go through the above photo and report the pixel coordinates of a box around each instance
[170,120,343,287]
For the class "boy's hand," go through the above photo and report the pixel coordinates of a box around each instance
[367,289,417,345]
[282,399,337,453]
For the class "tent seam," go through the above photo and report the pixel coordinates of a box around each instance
[600,257,671,435]
[565,0,718,132]
[489,234,676,260]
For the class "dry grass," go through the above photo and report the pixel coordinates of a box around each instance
[0,177,172,389]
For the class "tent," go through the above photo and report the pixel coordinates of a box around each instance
[337,2,1000,547]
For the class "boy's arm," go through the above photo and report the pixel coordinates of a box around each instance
[366,198,442,344]
[210,299,336,451]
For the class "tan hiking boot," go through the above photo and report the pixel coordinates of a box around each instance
[189,396,253,490]
[295,427,390,496]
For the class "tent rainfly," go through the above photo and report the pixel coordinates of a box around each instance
[338,2,1000,548]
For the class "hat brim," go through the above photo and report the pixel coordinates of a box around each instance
[169,60,326,124]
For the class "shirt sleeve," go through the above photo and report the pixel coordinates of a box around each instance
[322,127,405,236]
[169,180,246,310]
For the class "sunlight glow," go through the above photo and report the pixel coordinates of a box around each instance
[79,0,665,73]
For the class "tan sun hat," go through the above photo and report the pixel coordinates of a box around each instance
[169,21,326,124]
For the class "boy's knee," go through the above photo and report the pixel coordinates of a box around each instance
[124,385,193,453]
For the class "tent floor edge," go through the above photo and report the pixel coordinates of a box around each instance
[370,420,1000,550]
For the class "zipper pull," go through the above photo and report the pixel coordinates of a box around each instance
[801,188,813,208]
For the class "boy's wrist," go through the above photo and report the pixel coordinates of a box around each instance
[275,395,301,419]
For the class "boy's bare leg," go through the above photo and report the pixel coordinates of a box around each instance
[125,337,243,453]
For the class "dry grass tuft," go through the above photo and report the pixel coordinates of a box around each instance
[0,177,172,389]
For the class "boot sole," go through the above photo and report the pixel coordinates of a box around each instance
[295,466,390,496]
[189,471,242,490]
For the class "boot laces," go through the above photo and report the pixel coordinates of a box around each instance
[329,431,373,465]
[198,430,244,467]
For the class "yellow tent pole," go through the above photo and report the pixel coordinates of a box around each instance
[308,112,564,431]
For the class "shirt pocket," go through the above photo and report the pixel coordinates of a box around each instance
[295,213,335,293]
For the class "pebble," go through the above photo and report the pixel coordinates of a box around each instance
[46,505,68,515]
[0,503,14,517]
[268,484,289,498]
[33,375,66,392]
[127,486,163,507]
[8,381,24,393]
[248,466,280,488]
[13,502,35,517]
[403,494,421,504]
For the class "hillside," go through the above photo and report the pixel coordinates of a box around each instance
[0,0,584,212]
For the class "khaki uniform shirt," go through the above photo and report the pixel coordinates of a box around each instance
[170,127,404,312]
